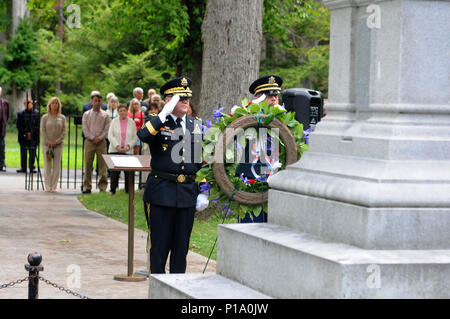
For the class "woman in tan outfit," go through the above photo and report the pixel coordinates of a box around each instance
[40,97,66,192]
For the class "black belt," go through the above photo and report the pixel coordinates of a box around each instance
[151,169,196,183]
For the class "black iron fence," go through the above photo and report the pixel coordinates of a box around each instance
[25,114,145,192]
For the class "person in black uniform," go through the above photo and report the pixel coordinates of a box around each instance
[236,75,283,179]
[16,98,40,173]
[137,76,208,274]
[236,75,283,223]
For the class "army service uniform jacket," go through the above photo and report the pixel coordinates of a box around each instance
[137,113,203,208]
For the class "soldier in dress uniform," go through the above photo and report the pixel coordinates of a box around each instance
[249,74,283,107]
[137,76,208,274]
[236,75,284,223]
[236,75,283,179]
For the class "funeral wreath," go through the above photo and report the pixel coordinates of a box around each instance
[196,98,309,221]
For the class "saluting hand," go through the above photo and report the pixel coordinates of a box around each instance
[159,95,180,119]
[251,94,266,105]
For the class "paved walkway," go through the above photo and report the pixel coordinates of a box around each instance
[0,168,216,299]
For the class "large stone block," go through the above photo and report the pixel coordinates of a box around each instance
[217,223,450,298]
[268,189,450,250]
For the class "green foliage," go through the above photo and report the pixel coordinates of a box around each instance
[110,0,206,74]
[0,0,11,33]
[22,0,209,113]
[1,0,329,114]
[99,50,169,101]
[262,0,330,96]
[0,17,39,91]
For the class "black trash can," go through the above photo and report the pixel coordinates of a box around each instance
[282,88,324,131]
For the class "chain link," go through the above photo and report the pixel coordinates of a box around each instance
[0,276,90,299]
[0,276,30,289]
[36,275,90,299]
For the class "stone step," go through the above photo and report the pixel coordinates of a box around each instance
[148,273,272,299]
[268,188,450,250]
[217,223,450,298]
[267,153,450,250]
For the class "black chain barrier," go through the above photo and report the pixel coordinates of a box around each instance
[0,252,90,299]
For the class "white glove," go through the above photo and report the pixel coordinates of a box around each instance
[158,95,180,122]
[251,94,266,105]
[274,104,286,111]
[230,105,240,115]
[196,193,209,211]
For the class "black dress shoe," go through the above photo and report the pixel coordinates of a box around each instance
[0,167,6,172]
[82,189,91,194]
[16,169,26,173]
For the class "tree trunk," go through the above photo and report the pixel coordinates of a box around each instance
[10,0,29,115]
[179,0,205,112]
[199,0,263,119]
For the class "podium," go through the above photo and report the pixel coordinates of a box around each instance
[103,154,151,282]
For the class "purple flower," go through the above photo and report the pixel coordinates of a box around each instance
[303,128,311,144]
[205,119,213,128]
[256,175,267,182]
[240,174,250,185]
[200,183,212,193]
[212,107,224,123]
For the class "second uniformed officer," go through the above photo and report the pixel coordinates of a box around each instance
[137,76,207,274]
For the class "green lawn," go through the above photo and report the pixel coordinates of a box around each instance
[5,120,238,261]
[78,190,237,261]
[4,120,91,170]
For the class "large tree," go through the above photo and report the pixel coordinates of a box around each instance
[199,0,263,118]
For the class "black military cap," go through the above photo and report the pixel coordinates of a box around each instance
[249,75,283,95]
[160,76,193,98]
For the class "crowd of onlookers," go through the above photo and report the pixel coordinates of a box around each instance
[0,85,198,194]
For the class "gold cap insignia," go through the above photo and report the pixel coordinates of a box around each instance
[181,78,188,87]
[268,76,275,84]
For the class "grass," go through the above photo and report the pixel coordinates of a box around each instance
[5,121,239,261]
[78,189,238,261]
[4,120,94,170]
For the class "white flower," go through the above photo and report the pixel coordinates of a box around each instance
[230,105,240,115]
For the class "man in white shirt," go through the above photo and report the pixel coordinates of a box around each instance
[82,92,111,194]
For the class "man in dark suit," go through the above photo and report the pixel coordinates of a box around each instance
[137,77,208,274]
[0,86,9,172]
[126,87,149,112]
[16,98,40,173]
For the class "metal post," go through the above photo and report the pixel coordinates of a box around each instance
[24,252,43,299]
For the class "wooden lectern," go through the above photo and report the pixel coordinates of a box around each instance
[103,154,151,282]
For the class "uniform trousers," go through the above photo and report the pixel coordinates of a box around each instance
[42,144,63,191]
[147,203,196,274]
